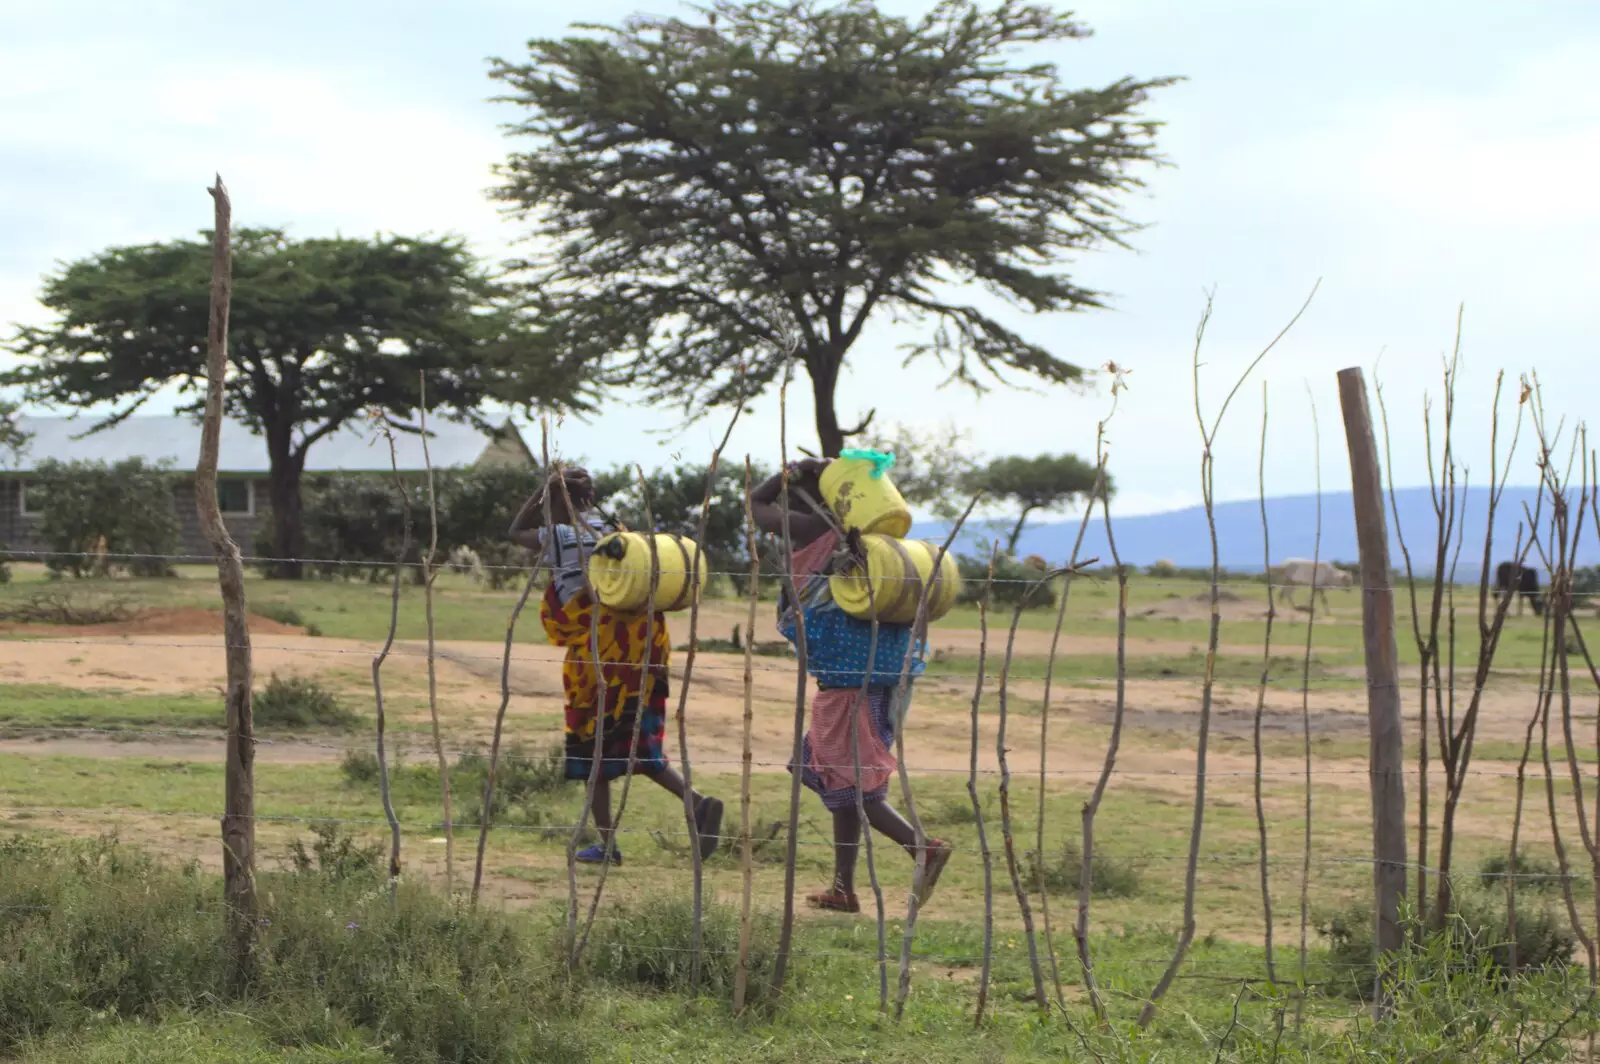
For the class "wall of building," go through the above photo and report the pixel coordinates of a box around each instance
[0,476,265,565]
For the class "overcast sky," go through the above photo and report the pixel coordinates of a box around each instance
[2,1,1596,518]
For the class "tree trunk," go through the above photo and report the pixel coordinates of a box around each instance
[265,442,307,579]
[809,357,843,458]
[1006,506,1036,556]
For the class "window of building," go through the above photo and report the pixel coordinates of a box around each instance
[17,480,39,516]
[217,478,253,516]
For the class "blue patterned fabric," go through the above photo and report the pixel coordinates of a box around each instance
[779,573,926,690]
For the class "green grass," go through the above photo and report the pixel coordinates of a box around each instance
[0,684,222,733]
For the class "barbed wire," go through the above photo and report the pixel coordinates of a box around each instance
[2,723,1596,781]
[4,804,1595,885]
[5,545,1598,596]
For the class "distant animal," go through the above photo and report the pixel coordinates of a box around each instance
[1494,561,1544,616]
[1273,558,1353,611]
[1021,554,1049,573]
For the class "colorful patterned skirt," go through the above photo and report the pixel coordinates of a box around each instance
[792,686,899,811]
[539,584,671,782]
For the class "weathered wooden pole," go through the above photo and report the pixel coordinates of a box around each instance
[1336,366,1407,1012]
[198,176,258,991]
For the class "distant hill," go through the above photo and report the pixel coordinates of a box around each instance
[912,486,1594,575]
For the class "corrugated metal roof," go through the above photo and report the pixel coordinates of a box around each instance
[9,415,523,474]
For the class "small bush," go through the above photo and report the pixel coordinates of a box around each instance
[578,894,779,1007]
[1479,853,1565,893]
[0,543,10,585]
[455,744,566,826]
[1028,838,1142,899]
[255,601,306,628]
[288,822,384,881]
[340,748,381,784]
[1319,896,1576,1000]
[956,553,1058,610]
[254,673,357,730]
[0,835,585,1063]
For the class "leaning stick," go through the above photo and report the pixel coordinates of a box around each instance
[471,422,548,905]
[892,492,984,1020]
[371,416,412,898]
[734,459,761,1015]
[970,549,999,1026]
[418,373,453,895]
[998,587,1049,1011]
[1138,280,1318,1029]
[572,466,660,963]
[1251,382,1277,985]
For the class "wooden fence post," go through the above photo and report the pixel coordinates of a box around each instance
[1336,367,1407,1011]
[198,176,258,991]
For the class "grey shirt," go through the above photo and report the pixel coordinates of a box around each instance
[542,516,604,605]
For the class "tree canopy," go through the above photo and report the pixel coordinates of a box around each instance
[977,451,1109,553]
[3,229,581,577]
[490,0,1174,456]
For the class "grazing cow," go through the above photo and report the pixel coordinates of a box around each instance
[1021,554,1049,573]
[1273,558,1353,611]
[1494,561,1544,616]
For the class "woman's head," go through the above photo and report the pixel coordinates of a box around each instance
[537,466,595,523]
[784,458,827,510]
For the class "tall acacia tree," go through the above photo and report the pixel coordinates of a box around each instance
[4,229,581,577]
[491,0,1174,456]
[975,451,1108,553]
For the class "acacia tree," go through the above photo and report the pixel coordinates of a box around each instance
[4,229,581,577]
[491,0,1174,456]
[976,452,1107,553]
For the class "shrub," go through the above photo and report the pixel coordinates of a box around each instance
[956,552,1058,611]
[454,744,567,826]
[1319,895,1575,1000]
[288,822,384,881]
[254,673,357,730]
[340,748,381,784]
[1028,838,1142,899]
[28,458,179,578]
[255,601,305,628]
[1478,853,1565,893]
[0,543,10,585]
[578,894,779,1008]
[0,835,585,1063]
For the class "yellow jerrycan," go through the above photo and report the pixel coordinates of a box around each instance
[587,532,707,614]
[819,448,912,538]
[829,535,962,625]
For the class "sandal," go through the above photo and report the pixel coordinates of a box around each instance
[915,838,953,905]
[694,796,725,861]
[806,887,861,914]
[575,843,622,866]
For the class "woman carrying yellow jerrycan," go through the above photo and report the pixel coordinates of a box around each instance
[752,450,953,914]
[508,468,724,867]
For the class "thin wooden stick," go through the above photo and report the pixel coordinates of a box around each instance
[198,176,257,991]
[572,465,660,962]
[850,537,890,1012]
[417,373,453,896]
[1035,430,1108,1016]
[554,464,608,966]
[998,587,1048,1010]
[1076,445,1120,1027]
[1296,388,1321,1028]
[734,459,761,1015]
[770,361,811,1001]
[1138,281,1317,1029]
[371,417,412,897]
[673,404,747,989]
[1252,381,1278,985]
[892,493,985,1020]
[471,423,547,905]
[970,549,999,1027]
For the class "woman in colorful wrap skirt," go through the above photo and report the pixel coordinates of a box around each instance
[509,468,724,866]
[751,459,952,913]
